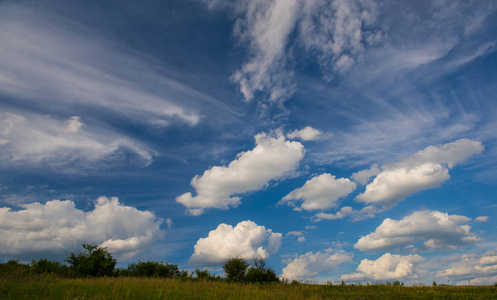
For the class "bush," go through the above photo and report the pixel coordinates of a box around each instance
[195,269,219,281]
[223,257,249,282]
[246,258,279,283]
[127,261,180,278]
[66,244,116,277]
[31,259,68,275]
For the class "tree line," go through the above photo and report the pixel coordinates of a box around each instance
[2,244,279,284]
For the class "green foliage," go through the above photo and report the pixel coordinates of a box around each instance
[127,261,180,278]
[6,260,19,265]
[195,269,219,281]
[393,280,401,287]
[222,257,249,282]
[433,281,438,287]
[246,257,279,283]
[65,244,116,277]
[31,259,69,275]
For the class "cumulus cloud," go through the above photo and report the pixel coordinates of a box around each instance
[436,252,497,285]
[356,139,484,208]
[206,0,381,102]
[351,164,380,185]
[0,112,153,168]
[280,173,356,211]
[354,210,481,252]
[475,216,489,222]
[0,196,164,260]
[314,205,380,222]
[189,220,282,265]
[177,131,304,215]
[341,253,424,282]
[281,249,353,280]
[287,126,322,141]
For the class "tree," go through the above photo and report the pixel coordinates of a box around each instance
[127,261,180,278]
[246,257,279,283]
[66,244,116,277]
[222,257,249,282]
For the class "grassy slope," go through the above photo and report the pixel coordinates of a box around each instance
[1,276,497,300]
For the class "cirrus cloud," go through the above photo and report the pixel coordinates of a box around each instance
[0,112,153,169]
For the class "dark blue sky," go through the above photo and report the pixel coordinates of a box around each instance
[1,0,496,284]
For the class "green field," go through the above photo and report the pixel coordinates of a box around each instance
[1,276,496,299]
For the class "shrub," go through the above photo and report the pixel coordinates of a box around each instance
[223,257,249,282]
[195,269,219,281]
[31,259,68,275]
[246,257,279,283]
[66,244,116,277]
[127,261,180,278]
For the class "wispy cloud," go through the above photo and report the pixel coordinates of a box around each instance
[0,4,206,127]
[206,0,381,103]
[0,112,153,169]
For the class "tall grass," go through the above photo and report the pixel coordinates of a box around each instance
[1,276,497,299]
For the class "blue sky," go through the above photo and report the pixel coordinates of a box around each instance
[1,0,497,285]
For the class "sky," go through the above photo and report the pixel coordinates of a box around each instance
[1,0,497,285]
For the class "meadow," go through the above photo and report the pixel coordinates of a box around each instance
[2,273,496,299]
[1,250,496,300]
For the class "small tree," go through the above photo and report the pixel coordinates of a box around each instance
[31,259,68,275]
[127,261,180,278]
[246,257,279,283]
[222,257,249,282]
[66,244,116,277]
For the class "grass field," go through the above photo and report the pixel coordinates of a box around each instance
[1,275,497,299]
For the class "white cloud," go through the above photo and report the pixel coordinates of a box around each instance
[314,206,353,220]
[0,196,164,260]
[297,236,306,242]
[189,220,282,265]
[475,216,489,222]
[341,253,424,282]
[0,4,202,126]
[351,164,380,185]
[206,0,381,102]
[286,231,304,237]
[281,249,353,280]
[354,210,481,252]
[228,0,301,102]
[299,0,381,80]
[177,131,304,215]
[280,173,356,211]
[0,112,153,168]
[287,126,322,141]
[314,205,380,222]
[436,252,497,285]
[356,139,484,208]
